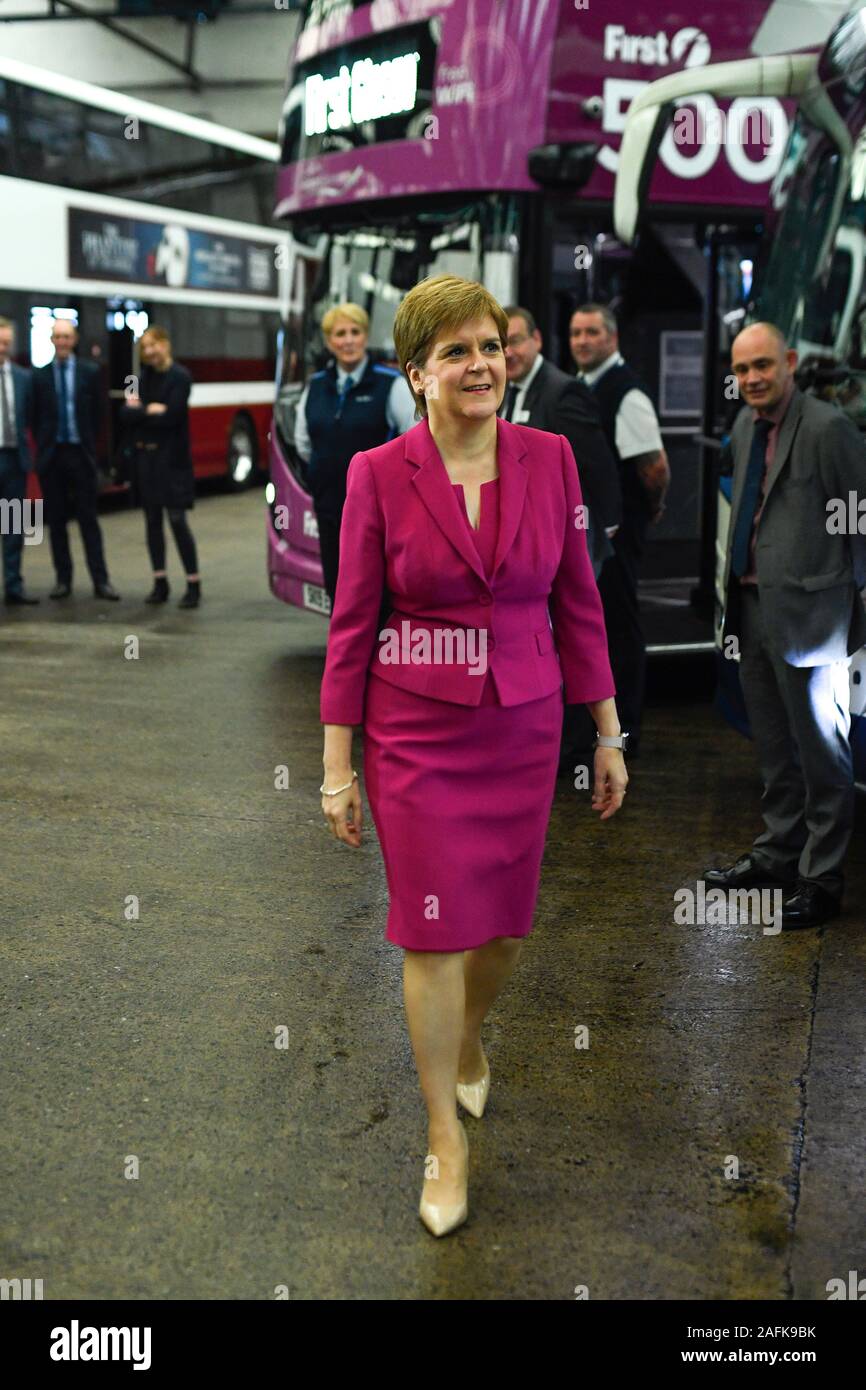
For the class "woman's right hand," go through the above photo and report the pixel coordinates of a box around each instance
[322,780,363,848]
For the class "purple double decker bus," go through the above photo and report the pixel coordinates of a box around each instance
[267,0,835,649]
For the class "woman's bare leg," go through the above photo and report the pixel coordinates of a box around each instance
[460,936,523,1082]
[403,949,467,1205]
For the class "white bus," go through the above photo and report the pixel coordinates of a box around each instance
[0,57,288,491]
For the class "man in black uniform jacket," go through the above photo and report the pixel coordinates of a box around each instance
[500,306,622,773]
[31,318,119,600]
[570,303,670,757]
[501,306,622,575]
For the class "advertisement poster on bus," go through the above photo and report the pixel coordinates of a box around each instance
[68,207,277,296]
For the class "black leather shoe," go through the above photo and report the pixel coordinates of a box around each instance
[145,577,170,604]
[703,853,794,890]
[178,581,201,609]
[93,582,121,600]
[781,881,841,930]
[49,582,72,599]
[4,590,40,605]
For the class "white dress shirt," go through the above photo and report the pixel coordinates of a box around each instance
[506,351,545,423]
[578,350,663,459]
[0,361,18,448]
[52,355,81,444]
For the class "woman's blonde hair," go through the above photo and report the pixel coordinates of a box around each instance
[321,302,369,336]
[392,274,508,417]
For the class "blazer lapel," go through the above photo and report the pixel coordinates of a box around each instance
[521,361,547,419]
[729,414,753,537]
[730,390,803,531]
[491,419,528,577]
[12,365,23,421]
[762,390,803,505]
[406,416,528,584]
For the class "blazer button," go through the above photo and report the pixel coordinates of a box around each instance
[478,593,492,605]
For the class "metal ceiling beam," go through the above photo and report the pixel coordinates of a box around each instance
[2,3,303,18]
[37,0,203,88]
[119,77,284,91]
[7,1,207,87]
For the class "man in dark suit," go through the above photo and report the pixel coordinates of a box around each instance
[570,303,670,758]
[0,316,40,605]
[500,306,623,777]
[501,306,622,574]
[705,321,866,929]
[31,318,119,600]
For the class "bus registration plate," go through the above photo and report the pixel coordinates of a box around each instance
[303,583,331,615]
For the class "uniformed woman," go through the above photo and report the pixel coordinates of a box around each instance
[295,303,416,608]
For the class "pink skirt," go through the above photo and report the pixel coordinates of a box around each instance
[362,667,563,951]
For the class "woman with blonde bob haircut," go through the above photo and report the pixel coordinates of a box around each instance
[294,301,416,608]
[319,274,626,1236]
[321,302,369,337]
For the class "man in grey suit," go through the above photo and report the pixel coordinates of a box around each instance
[0,316,39,605]
[705,322,866,928]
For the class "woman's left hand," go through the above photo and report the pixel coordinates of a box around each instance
[591,747,628,820]
[145,402,167,415]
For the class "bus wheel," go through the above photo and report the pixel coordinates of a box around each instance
[226,417,257,490]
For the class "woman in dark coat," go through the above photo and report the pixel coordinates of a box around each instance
[122,325,201,607]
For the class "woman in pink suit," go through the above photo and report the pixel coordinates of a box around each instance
[320,275,627,1237]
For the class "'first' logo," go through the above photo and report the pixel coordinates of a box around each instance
[603,25,711,69]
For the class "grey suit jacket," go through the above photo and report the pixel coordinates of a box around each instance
[723,387,866,666]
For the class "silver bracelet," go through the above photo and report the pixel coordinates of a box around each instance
[320,770,358,796]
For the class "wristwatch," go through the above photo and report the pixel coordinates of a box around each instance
[596,732,629,752]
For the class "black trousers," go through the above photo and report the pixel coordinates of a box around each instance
[308,460,347,611]
[561,514,647,758]
[39,444,108,587]
[144,504,198,576]
[596,519,647,738]
[0,447,26,594]
[315,505,342,610]
[310,477,389,633]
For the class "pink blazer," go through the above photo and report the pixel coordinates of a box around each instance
[320,416,615,726]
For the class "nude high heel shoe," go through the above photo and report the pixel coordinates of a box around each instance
[419,1123,469,1237]
[456,1058,490,1118]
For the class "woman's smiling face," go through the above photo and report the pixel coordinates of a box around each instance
[326,315,368,370]
[410,315,506,424]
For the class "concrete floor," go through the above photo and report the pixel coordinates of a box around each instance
[1,488,864,1301]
